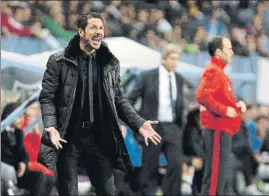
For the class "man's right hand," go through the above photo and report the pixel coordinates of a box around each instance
[45,127,67,149]
[226,106,237,118]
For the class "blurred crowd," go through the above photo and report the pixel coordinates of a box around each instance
[1,0,269,57]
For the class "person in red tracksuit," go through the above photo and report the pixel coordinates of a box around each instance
[195,36,247,195]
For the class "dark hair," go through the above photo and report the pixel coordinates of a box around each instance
[255,115,269,123]
[246,104,253,110]
[77,13,104,31]
[25,98,38,108]
[1,102,21,121]
[208,36,224,56]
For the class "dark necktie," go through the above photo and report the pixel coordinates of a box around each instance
[88,56,94,123]
[169,73,176,120]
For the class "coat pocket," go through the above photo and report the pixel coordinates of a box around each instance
[38,143,59,172]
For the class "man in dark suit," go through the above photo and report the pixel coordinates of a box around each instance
[128,44,185,196]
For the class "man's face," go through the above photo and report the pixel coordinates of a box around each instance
[259,105,269,116]
[218,38,234,64]
[162,52,179,72]
[257,118,269,139]
[26,102,40,118]
[13,115,23,128]
[248,107,259,120]
[80,18,105,50]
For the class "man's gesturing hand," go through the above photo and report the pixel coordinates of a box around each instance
[45,127,67,149]
[138,121,162,146]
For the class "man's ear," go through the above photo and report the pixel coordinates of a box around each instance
[78,28,84,38]
[215,48,222,56]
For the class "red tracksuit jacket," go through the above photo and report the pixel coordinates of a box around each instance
[195,57,242,136]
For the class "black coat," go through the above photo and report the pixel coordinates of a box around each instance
[38,35,146,173]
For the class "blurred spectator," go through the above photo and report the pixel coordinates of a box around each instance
[153,6,173,34]
[237,0,254,28]
[231,27,250,56]
[254,116,269,188]
[193,27,208,52]
[40,14,75,39]
[1,103,28,185]
[259,105,269,117]
[231,113,260,194]
[139,26,162,51]
[1,102,55,196]
[247,104,264,152]
[251,116,269,156]
[256,30,269,57]
[251,15,263,37]
[20,100,42,134]
[1,5,35,37]
[205,8,228,40]
[171,24,186,49]
[245,33,258,55]
[183,107,204,194]
[1,1,61,49]
[132,8,150,40]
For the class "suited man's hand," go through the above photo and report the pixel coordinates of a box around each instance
[138,121,162,146]
[120,125,128,138]
[17,162,26,177]
[191,157,203,170]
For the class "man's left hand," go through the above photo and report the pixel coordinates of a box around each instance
[138,121,162,146]
[236,100,247,113]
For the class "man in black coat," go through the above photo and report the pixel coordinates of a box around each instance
[38,13,161,196]
[127,44,185,196]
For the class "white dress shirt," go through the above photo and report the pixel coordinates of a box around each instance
[158,65,177,122]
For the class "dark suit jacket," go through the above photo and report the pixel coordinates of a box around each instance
[128,68,185,127]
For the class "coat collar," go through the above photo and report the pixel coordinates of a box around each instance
[63,34,118,68]
[210,57,227,70]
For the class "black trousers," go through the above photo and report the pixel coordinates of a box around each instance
[140,122,183,196]
[201,129,234,195]
[57,125,115,196]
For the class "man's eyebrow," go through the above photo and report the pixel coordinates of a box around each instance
[90,24,104,27]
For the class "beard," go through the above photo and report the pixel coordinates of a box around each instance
[83,36,102,51]
[82,37,94,51]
